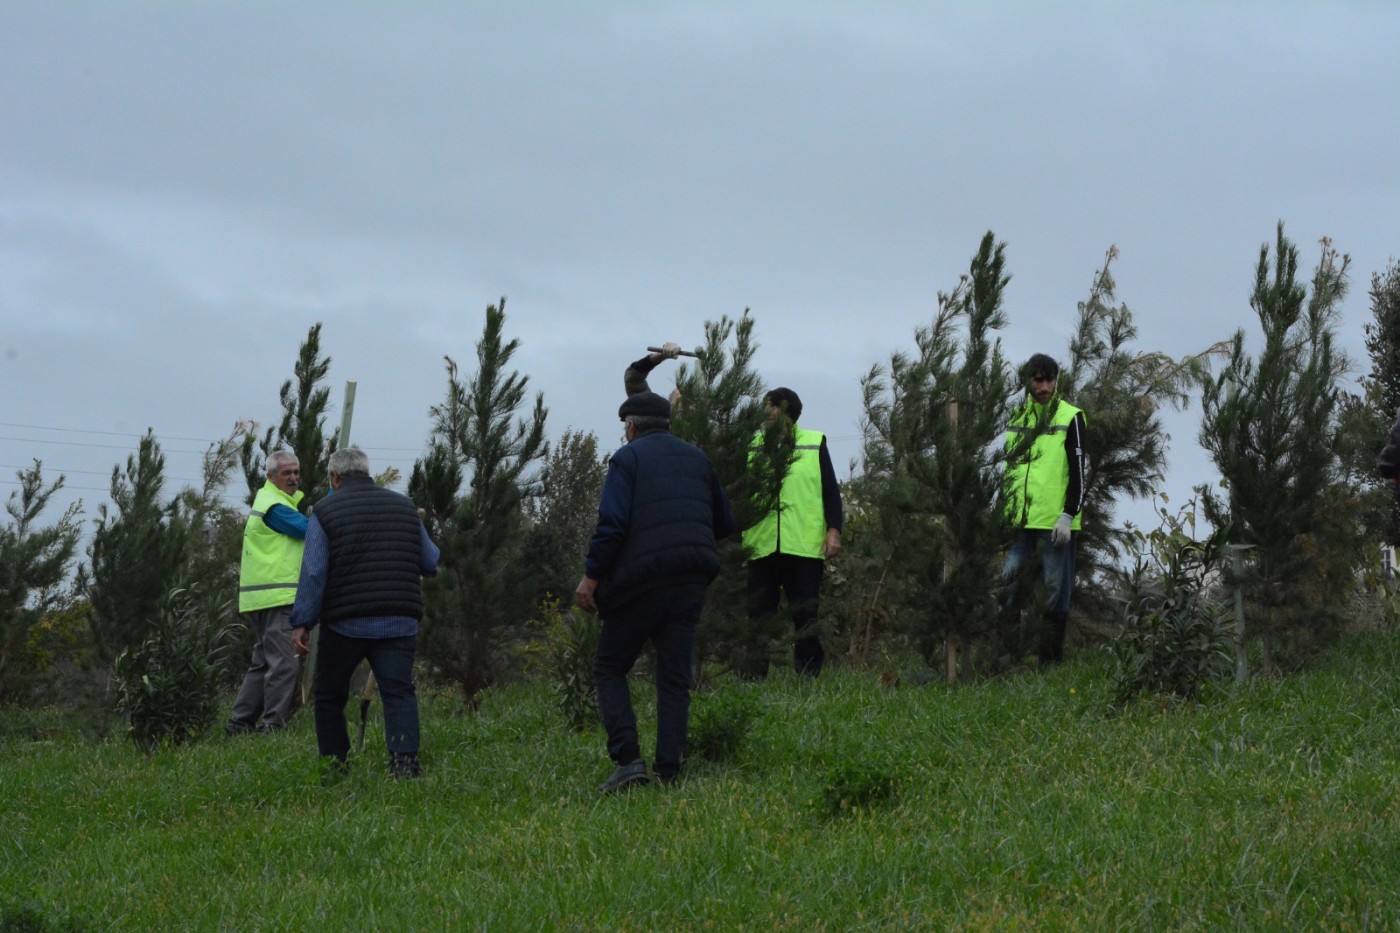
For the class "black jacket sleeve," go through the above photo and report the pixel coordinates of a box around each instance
[819,437,843,533]
[624,355,658,396]
[1062,411,1087,517]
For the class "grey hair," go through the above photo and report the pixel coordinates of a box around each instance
[627,414,670,434]
[327,446,371,478]
[266,450,299,475]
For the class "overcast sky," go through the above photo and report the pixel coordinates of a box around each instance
[3,2,1398,553]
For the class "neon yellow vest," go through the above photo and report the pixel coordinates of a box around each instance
[1005,398,1084,531]
[238,481,306,612]
[743,426,827,560]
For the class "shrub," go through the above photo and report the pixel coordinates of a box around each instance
[687,683,761,763]
[818,754,900,817]
[1110,498,1235,705]
[543,599,600,733]
[0,898,89,932]
[113,586,241,752]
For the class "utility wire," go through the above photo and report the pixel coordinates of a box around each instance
[0,424,421,454]
[0,421,219,443]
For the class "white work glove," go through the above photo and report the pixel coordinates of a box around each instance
[660,342,681,359]
[1051,513,1073,547]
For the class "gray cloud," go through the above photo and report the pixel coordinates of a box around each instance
[2,1,1397,546]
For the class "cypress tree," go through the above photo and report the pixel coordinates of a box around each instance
[522,428,606,606]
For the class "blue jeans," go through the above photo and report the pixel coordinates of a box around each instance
[312,627,419,762]
[1000,529,1076,615]
[593,583,707,778]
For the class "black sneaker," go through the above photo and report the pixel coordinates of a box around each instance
[598,759,649,794]
[321,757,350,785]
[225,720,255,737]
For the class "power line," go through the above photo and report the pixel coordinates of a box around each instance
[0,434,214,455]
[0,427,422,455]
[0,462,206,483]
[0,477,247,499]
[0,421,219,443]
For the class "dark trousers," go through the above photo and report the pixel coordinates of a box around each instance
[593,583,707,778]
[747,553,826,676]
[312,627,420,762]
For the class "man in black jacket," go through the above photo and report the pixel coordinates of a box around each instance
[576,391,735,793]
[290,447,440,779]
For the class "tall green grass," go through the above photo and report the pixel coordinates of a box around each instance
[4,630,1399,930]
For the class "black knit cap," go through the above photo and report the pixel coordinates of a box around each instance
[765,387,802,422]
[618,391,671,422]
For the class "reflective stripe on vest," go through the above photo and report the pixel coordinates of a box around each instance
[1005,399,1084,531]
[238,481,306,613]
[743,426,826,560]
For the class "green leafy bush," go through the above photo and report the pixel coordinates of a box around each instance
[113,586,241,752]
[818,754,900,817]
[687,683,760,763]
[543,599,600,732]
[1111,498,1236,705]
[0,898,89,932]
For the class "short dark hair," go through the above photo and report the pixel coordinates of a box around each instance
[765,387,803,422]
[1022,354,1059,382]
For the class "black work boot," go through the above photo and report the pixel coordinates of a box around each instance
[1038,611,1068,665]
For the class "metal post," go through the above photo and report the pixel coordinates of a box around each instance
[944,399,959,683]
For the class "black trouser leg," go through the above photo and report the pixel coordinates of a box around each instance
[784,556,826,677]
[743,556,783,679]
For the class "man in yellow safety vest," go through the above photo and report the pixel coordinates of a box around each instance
[742,387,843,677]
[1002,354,1087,664]
[227,450,307,734]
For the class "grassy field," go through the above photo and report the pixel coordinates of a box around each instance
[4,630,1400,931]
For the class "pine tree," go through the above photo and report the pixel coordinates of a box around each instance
[669,311,793,676]
[1362,259,1400,545]
[0,462,83,700]
[858,232,1017,679]
[1199,224,1358,671]
[1059,246,1226,629]
[522,428,606,605]
[173,427,250,654]
[409,299,548,704]
[240,323,337,508]
[87,431,190,663]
